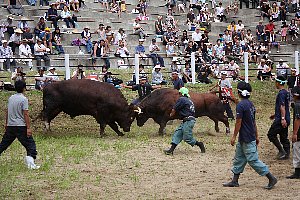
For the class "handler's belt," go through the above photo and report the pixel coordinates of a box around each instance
[183,116,196,122]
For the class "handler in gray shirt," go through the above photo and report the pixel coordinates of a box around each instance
[0,80,39,169]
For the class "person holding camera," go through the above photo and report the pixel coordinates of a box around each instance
[72,65,86,79]
[115,40,130,66]
[11,66,26,83]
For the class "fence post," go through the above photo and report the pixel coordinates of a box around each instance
[65,54,70,80]
[244,52,249,83]
[295,51,299,75]
[191,52,196,84]
[134,54,139,84]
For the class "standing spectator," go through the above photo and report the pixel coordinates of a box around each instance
[155,16,164,35]
[92,39,110,68]
[96,24,106,41]
[61,6,76,28]
[8,28,22,55]
[149,39,165,67]
[268,30,280,53]
[172,71,184,90]
[223,81,277,190]
[0,40,15,71]
[280,24,288,42]
[256,20,266,41]
[34,17,46,37]
[286,86,300,179]
[164,87,206,155]
[0,80,40,169]
[81,26,92,54]
[18,39,33,67]
[52,27,64,54]
[34,39,51,67]
[47,3,61,29]
[133,18,147,39]
[289,19,298,42]
[267,76,290,160]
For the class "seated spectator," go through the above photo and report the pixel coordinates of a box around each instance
[81,26,92,54]
[232,40,243,61]
[180,30,189,49]
[149,39,165,67]
[268,30,280,53]
[115,40,130,66]
[104,26,115,50]
[197,10,210,31]
[115,28,126,45]
[192,27,202,47]
[182,63,192,83]
[40,0,49,6]
[257,59,272,81]
[3,16,14,37]
[110,0,121,18]
[198,64,212,84]
[215,2,227,22]
[0,39,15,71]
[135,39,147,59]
[155,16,164,35]
[265,20,276,38]
[120,0,127,13]
[57,0,67,10]
[61,6,76,28]
[52,27,64,54]
[34,39,51,67]
[269,2,279,21]
[133,18,147,39]
[184,41,197,55]
[227,21,236,36]
[70,0,80,12]
[260,2,271,20]
[101,0,109,11]
[8,28,22,55]
[152,65,166,85]
[22,27,34,54]
[186,8,195,26]
[46,67,60,82]
[256,20,266,41]
[245,29,254,43]
[236,20,244,31]
[96,23,106,41]
[35,68,49,91]
[18,39,33,67]
[226,59,240,80]
[289,19,298,41]
[276,59,289,78]
[163,27,174,45]
[249,41,258,63]
[166,40,177,57]
[18,17,29,32]
[39,27,53,54]
[47,2,61,29]
[172,71,184,90]
[213,39,225,62]
[295,8,300,23]
[92,39,110,68]
[131,64,146,84]
[27,0,36,6]
[72,65,86,79]
[34,17,46,37]
[226,0,238,15]
[11,66,26,83]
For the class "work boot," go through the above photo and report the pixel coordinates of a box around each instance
[164,143,177,155]
[272,139,286,159]
[223,173,240,187]
[286,168,300,179]
[195,141,206,153]
[25,156,40,170]
[277,150,287,160]
[265,172,278,190]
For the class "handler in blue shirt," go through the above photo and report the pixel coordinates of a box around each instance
[223,81,277,190]
[267,75,290,160]
[172,71,184,90]
[164,87,205,155]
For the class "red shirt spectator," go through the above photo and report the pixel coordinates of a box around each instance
[265,20,275,33]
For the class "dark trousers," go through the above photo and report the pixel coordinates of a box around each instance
[48,16,62,28]
[3,58,16,71]
[9,42,20,55]
[149,53,165,67]
[0,126,37,159]
[35,55,50,66]
[223,102,234,119]
[267,121,290,155]
[63,18,75,28]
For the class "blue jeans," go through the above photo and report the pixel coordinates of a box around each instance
[52,42,65,54]
[86,39,93,54]
[27,0,36,5]
[232,141,269,176]
[172,120,196,146]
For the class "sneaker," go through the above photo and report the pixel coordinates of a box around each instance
[25,156,40,170]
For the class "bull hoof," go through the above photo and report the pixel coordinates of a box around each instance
[215,128,220,133]
[117,132,125,137]
[99,133,107,138]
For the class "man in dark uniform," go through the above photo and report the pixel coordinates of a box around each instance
[267,76,290,160]
[164,87,205,155]
[223,81,277,190]
[123,76,161,105]
[172,71,184,90]
[287,86,300,179]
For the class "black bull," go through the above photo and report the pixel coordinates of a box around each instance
[42,79,139,136]
[135,88,230,134]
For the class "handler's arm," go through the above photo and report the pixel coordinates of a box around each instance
[231,118,242,146]
[23,110,32,137]
[280,105,287,128]
[293,118,300,143]
[5,109,8,130]
[170,109,176,118]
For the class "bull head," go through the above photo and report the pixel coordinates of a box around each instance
[133,106,143,115]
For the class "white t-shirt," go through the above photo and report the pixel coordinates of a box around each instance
[192,31,202,42]
[215,6,224,16]
[47,72,59,81]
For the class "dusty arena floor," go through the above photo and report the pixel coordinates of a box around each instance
[0,72,299,199]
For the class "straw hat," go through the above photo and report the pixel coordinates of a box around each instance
[1,40,7,43]
[20,16,30,21]
[14,28,23,34]
[154,65,161,70]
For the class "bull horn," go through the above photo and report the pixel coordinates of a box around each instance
[134,106,143,114]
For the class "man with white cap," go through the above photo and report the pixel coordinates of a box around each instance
[81,26,93,54]
[152,65,166,85]
[34,38,51,67]
[135,39,147,59]
[9,28,23,55]
[223,81,277,190]
[47,67,60,82]
[0,39,15,71]
[172,70,184,90]
[18,39,33,67]
[164,87,205,155]
[276,59,289,79]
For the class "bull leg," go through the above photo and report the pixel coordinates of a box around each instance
[99,122,107,137]
[208,116,220,133]
[108,122,125,137]
[43,108,61,132]
[153,117,167,136]
[216,114,230,135]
